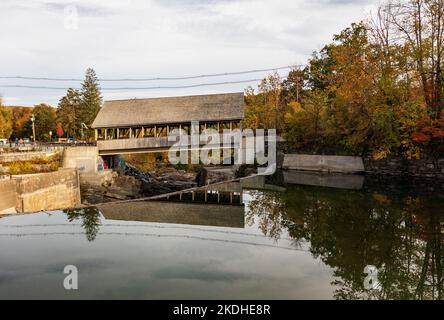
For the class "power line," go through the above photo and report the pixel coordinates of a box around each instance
[0,222,298,242]
[0,231,307,252]
[0,78,274,90]
[0,65,296,82]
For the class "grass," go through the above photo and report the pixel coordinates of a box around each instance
[1,154,61,175]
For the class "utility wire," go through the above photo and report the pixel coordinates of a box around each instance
[0,65,296,82]
[0,78,275,90]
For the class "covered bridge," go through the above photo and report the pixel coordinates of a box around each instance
[91,92,245,155]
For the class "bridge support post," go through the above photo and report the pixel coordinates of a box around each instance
[95,129,98,141]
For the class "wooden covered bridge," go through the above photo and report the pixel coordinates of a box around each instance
[92,92,245,155]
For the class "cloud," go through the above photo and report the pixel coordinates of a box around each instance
[0,0,382,106]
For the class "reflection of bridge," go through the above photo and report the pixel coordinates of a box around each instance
[91,93,245,155]
[98,199,245,228]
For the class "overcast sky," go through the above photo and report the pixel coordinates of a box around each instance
[0,0,381,106]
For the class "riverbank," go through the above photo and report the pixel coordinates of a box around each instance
[278,142,444,180]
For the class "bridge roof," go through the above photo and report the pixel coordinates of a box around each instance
[91,92,245,128]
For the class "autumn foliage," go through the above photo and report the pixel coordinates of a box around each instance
[244,0,444,159]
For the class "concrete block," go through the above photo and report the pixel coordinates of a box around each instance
[63,146,100,173]
[0,179,18,213]
[283,154,365,174]
[283,170,365,190]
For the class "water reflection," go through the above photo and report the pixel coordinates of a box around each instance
[247,184,444,300]
[2,172,440,299]
[64,207,101,242]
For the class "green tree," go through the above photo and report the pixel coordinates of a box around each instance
[57,88,81,138]
[79,68,102,139]
[0,98,13,139]
[25,104,57,141]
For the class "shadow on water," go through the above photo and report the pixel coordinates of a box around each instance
[64,170,443,300]
[248,171,444,300]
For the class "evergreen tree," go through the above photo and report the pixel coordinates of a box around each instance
[57,88,81,138]
[79,68,102,139]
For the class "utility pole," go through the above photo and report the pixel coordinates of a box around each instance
[31,114,36,144]
[81,123,89,140]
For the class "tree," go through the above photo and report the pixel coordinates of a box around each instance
[11,107,33,139]
[284,90,329,150]
[56,123,64,138]
[0,97,13,139]
[57,88,81,138]
[386,0,444,120]
[26,104,57,141]
[78,68,102,138]
[244,72,284,131]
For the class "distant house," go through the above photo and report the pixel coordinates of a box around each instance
[91,92,245,141]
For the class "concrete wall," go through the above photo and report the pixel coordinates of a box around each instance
[0,179,18,214]
[283,171,365,190]
[282,154,365,174]
[0,169,81,214]
[63,146,100,173]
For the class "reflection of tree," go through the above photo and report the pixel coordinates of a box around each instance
[246,191,290,241]
[64,207,101,242]
[247,186,444,300]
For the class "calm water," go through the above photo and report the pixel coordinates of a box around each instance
[0,173,443,300]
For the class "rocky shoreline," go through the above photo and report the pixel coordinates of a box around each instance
[80,163,240,205]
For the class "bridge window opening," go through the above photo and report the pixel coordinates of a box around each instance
[206,191,219,203]
[106,128,116,140]
[156,126,168,137]
[181,124,191,135]
[144,126,155,137]
[134,127,144,139]
[169,124,180,134]
[193,191,206,203]
[220,122,231,133]
[96,129,106,140]
[206,122,219,132]
[232,121,241,130]
[118,128,131,139]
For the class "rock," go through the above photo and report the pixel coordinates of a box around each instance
[195,167,208,187]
